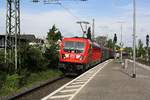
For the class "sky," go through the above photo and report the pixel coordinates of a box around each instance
[0,0,150,47]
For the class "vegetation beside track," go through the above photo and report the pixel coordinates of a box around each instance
[0,25,62,97]
[0,69,62,96]
[136,58,150,66]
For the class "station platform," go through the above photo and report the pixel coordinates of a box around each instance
[72,60,150,100]
[42,59,150,100]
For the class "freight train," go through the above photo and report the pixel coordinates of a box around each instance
[59,37,114,74]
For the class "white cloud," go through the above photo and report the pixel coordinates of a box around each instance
[102,3,150,47]
[1,3,150,47]
[21,10,82,38]
[0,8,5,34]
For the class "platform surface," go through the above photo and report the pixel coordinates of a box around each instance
[72,60,150,100]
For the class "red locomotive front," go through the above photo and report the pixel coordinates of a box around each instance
[60,37,90,64]
[58,37,107,74]
[59,37,91,74]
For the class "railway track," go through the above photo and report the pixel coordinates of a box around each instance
[5,75,75,100]
[42,60,110,100]
[1,60,109,100]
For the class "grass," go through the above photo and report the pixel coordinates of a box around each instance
[0,74,19,96]
[0,69,63,97]
[26,69,62,87]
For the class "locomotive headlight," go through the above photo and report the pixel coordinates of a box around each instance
[76,54,81,59]
[79,55,84,60]
[65,54,69,58]
[76,54,84,60]
[62,54,65,59]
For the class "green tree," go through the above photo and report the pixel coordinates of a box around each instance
[106,39,114,49]
[95,36,107,46]
[55,31,62,41]
[115,45,121,51]
[105,38,120,51]
[124,47,132,53]
[47,25,62,43]
[45,25,62,67]
[124,47,133,57]
[137,39,145,58]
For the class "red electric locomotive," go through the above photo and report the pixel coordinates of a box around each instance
[59,37,113,74]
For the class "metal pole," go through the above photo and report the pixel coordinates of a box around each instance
[15,0,20,70]
[116,21,124,62]
[120,23,123,63]
[92,19,95,41]
[146,47,149,61]
[15,0,17,70]
[5,1,9,63]
[132,0,136,78]
[114,46,116,60]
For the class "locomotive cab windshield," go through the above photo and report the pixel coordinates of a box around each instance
[63,41,85,53]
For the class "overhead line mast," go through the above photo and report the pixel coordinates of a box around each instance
[5,0,87,70]
[92,19,95,41]
[5,0,20,70]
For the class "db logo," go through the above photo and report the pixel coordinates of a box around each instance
[70,54,75,59]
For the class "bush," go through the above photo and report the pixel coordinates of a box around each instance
[19,44,48,72]
[0,74,19,95]
[0,49,16,74]
[0,50,7,90]
[45,43,59,68]
[0,71,7,90]
[0,50,4,63]
[17,44,49,87]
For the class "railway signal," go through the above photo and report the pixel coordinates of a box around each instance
[113,33,117,44]
[113,33,117,59]
[146,34,149,47]
[146,34,149,61]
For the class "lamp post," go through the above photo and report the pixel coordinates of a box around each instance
[132,0,136,78]
[117,21,124,63]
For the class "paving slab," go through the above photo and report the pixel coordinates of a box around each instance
[72,60,150,100]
